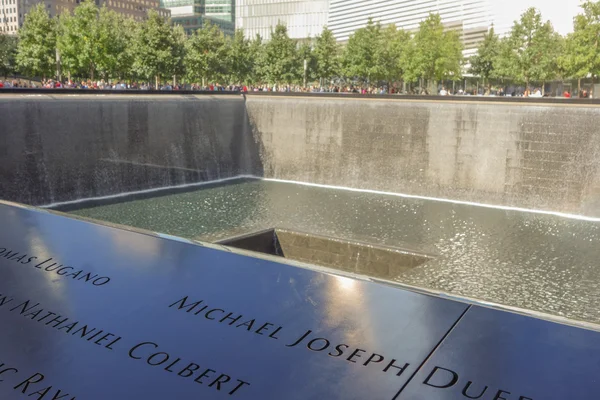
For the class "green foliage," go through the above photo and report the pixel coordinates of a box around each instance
[248,33,266,84]
[185,20,228,84]
[226,29,252,84]
[0,34,18,78]
[132,10,183,83]
[469,27,500,82]
[495,7,562,86]
[298,41,316,83]
[409,13,463,84]
[561,0,600,80]
[96,9,137,80]
[171,24,187,79]
[262,23,299,84]
[376,24,412,83]
[15,5,599,90]
[313,26,339,82]
[341,18,383,82]
[57,0,101,79]
[16,4,57,78]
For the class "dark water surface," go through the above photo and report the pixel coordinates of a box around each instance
[67,179,600,325]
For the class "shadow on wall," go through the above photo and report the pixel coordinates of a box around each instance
[0,95,264,206]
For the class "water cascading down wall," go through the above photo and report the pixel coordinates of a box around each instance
[2,93,600,216]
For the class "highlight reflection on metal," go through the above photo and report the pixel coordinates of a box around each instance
[0,201,467,400]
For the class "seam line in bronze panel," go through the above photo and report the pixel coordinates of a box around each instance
[391,305,472,400]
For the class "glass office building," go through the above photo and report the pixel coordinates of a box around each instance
[235,0,329,40]
[205,0,235,22]
[162,0,234,35]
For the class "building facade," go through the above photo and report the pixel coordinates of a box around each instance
[162,0,234,35]
[99,0,170,21]
[235,0,329,40]
[0,0,19,34]
[328,0,492,58]
[4,0,169,35]
[204,0,233,22]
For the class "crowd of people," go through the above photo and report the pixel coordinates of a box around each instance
[0,78,594,98]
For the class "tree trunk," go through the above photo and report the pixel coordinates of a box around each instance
[155,75,159,89]
[542,82,545,96]
[578,78,581,95]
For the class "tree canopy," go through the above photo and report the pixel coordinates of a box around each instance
[561,0,600,81]
[494,8,562,87]
[8,3,600,91]
[262,23,300,84]
[185,20,228,84]
[313,26,340,83]
[0,34,18,78]
[132,10,184,85]
[469,27,500,85]
[16,3,57,78]
[341,18,383,82]
[226,29,252,84]
[409,13,463,86]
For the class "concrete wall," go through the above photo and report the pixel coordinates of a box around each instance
[245,96,600,215]
[0,94,261,206]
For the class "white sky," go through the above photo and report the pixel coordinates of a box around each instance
[492,0,583,35]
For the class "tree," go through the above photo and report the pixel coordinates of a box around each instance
[341,18,383,82]
[185,20,228,85]
[171,24,187,83]
[410,13,463,90]
[561,0,600,89]
[263,22,299,84]
[297,41,316,85]
[132,10,182,87]
[248,33,266,84]
[57,0,101,80]
[496,7,562,90]
[16,4,57,79]
[313,26,339,84]
[469,27,500,88]
[96,8,136,80]
[0,34,18,78]
[376,24,412,85]
[226,29,252,84]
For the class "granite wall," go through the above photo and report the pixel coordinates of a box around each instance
[2,93,600,215]
[0,94,261,205]
[245,96,600,216]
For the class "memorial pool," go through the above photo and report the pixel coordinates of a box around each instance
[62,178,600,326]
